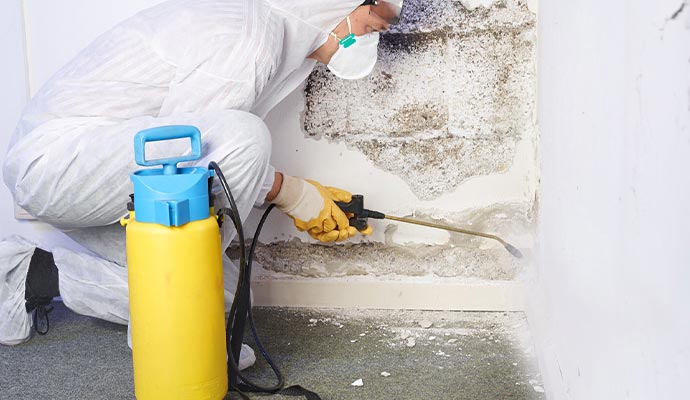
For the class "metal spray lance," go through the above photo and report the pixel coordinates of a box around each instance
[336,195,523,258]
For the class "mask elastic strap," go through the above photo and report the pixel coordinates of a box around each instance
[330,16,353,41]
[335,15,357,48]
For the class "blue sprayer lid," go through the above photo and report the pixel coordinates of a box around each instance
[130,125,211,227]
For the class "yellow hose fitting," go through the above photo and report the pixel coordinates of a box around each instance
[120,211,135,227]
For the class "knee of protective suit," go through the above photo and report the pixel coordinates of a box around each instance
[203,110,272,173]
[241,114,272,170]
[228,111,272,166]
[3,152,76,226]
[2,152,41,220]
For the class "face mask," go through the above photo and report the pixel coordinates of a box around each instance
[326,16,380,80]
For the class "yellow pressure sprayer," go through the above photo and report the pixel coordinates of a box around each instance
[121,126,227,399]
[121,126,321,400]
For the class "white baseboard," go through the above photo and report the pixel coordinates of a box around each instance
[251,277,526,311]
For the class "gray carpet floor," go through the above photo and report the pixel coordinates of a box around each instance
[0,303,545,399]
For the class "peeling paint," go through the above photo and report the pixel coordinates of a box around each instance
[303,0,537,199]
[389,102,448,136]
[459,0,500,11]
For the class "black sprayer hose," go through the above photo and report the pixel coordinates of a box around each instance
[208,162,247,373]
[242,204,286,389]
[227,205,286,393]
[208,162,285,398]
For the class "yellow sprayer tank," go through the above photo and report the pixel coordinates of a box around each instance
[121,126,227,399]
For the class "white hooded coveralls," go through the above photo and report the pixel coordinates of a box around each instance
[0,0,363,348]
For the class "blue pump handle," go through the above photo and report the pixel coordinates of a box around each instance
[134,126,202,175]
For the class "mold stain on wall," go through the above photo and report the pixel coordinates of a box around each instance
[303,0,537,200]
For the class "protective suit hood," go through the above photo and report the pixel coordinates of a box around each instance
[252,0,364,117]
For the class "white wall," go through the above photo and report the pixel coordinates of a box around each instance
[531,0,690,399]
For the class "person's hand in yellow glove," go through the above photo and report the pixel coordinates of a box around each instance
[271,174,373,242]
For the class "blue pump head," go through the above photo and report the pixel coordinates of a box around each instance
[130,125,212,227]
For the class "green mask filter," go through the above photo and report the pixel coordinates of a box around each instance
[340,33,356,48]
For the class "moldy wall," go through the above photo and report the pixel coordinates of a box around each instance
[250,0,539,280]
[304,0,536,199]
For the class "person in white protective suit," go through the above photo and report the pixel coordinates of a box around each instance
[0,0,401,369]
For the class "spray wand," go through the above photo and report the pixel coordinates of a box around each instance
[335,195,523,259]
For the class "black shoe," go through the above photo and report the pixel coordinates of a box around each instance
[25,248,60,335]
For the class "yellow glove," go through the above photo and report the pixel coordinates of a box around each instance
[272,175,372,242]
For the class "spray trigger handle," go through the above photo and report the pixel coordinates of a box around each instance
[335,195,385,231]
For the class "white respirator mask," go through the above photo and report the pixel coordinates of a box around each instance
[326,16,380,80]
